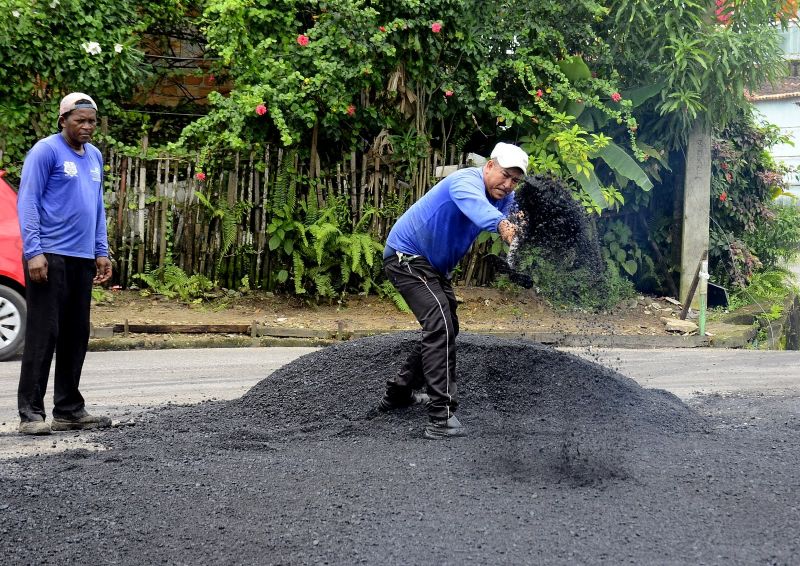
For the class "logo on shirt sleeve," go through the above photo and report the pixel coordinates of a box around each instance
[63,161,78,177]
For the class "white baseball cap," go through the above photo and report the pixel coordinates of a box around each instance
[490,142,529,174]
[59,92,97,116]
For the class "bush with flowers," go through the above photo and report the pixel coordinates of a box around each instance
[707,113,800,291]
[0,0,795,303]
[0,0,192,175]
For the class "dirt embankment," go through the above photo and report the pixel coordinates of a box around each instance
[89,287,677,337]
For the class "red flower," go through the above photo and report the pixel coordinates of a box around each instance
[431,22,442,33]
[208,74,215,84]
[297,34,310,46]
[611,92,622,102]
[719,192,728,202]
[536,89,543,98]
[195,172,206,182]
[715,0,732,24]
[726,172,733,183]
[379,26,386,32]
[720,162,728,170]
[445,90,453,97]
[255,104,267,116]
[347,104,356,116]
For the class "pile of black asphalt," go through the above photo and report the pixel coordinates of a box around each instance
[2,333,800,565]
[514,174,604,275]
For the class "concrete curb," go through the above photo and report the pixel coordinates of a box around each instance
[87,324,757,350]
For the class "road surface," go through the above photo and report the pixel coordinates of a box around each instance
[2,345,800,457]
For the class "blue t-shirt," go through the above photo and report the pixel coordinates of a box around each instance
[386,166,515,276]
[17,133,108,261]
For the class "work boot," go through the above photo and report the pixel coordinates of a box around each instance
[377,391,430,412]
[18,419,52,436]
[423,415,466,440]
[51,412,112,431]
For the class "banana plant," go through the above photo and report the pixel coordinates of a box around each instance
[523,55,660,211]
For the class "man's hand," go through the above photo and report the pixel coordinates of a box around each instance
[27,254,48,283]
[498,219,517,245]
[94,256,112,285]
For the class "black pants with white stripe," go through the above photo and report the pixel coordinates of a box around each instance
[383,253,459,420]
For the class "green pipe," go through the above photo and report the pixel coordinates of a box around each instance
[699,260,708,337]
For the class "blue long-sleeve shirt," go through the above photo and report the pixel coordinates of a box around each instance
[385,166,515,276]
[17,133,108,261]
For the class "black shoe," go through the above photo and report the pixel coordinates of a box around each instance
[377,391,430,412]
[51,412,112,431]
[423,415,466,440]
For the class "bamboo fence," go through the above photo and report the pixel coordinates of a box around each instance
[102,139,492,290]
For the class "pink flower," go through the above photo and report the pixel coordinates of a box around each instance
[255,104,267,116]
[611,92,622,102]
[379,26,386,32]
[536,89,543,98]
[431,22,442,33]
[444,90,453,97]
[347,104,356,116]
[720,192,728,202]
[726,172,733,183]
[297,34,309,46]
[195,172,206,182]
[208,75,215,84]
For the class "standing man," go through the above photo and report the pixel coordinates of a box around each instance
[16,93,113,435]
[379,142,528,439]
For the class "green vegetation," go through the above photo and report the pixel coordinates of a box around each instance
[1,0,796,310]
[510,246,634,311]
[134,265,215,303]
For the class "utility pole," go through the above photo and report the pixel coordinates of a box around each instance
[679,122,712,306]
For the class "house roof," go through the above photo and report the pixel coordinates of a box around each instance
[747,76,800,101]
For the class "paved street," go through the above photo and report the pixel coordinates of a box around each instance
[2,345,800,458]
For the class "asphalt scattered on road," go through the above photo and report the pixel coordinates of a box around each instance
[2,333,799,565]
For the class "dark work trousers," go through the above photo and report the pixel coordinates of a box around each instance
[18,253,95,422]
[383,253,459,420]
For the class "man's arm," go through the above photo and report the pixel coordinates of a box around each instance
[18,142,53,283]
[17,143,53,260]
[92,150,112,285]
[93,150,110,259]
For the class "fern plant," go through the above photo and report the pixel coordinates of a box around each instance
[133,265,215,303]
[285,200,385,300]
[195,190,252,274]
[378,279,411,313]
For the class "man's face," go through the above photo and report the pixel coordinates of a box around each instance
[484,159,524,200]
[60,108,97,149]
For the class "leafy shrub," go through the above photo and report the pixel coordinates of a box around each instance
[377,280,410,314]
[517,246,634,311]
[133,265,215,303]
[729,267,796,308]
[745,203,800,269]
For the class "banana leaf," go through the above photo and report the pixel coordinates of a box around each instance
[566,162,607,210]
[558,56,592,81]
[621,81,666,108]
[592,142,653,191]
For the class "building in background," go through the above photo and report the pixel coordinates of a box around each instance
[750,22,800,196]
